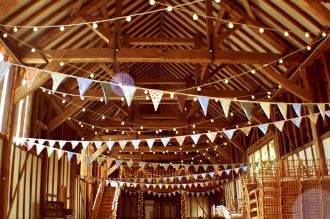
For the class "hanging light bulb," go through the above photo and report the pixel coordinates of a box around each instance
[197,86,201,91]
[62,93,66,97]
[62,99,66,104]
[121,97,125,102]
[106,129,109,133]
[251,95,255,99]
[90,73,94,78]
[193,97,197,102]
[259,27,264,33]
[146,96,149,100]
[60,25,65,31]
[170,92,174,99]
[307,46,311,51]
[140,126,143,130]
[102,115,105,119]
[251,69,256,74]
[3,33,7,38]
[192,124,196,128]
[322,32,327,37]
[167,5,173,12]
[224,79,229,84]
[305,32,310,38]
[33,26,38,32]
[121,121,125,125]
[215,98,219,102]
[284,31,289,37]
[31,48,36,53]
[192,13,198,20]
[149,0,155,5]
[82,108,86,112]
[60,61,65,66]
[279,58,283,64]
[92,22,98,29]
[228,22,234,29]
[100,97,104,102]
[126,16,132,22]
[210,119,214,123]
[91,126,94,129]
[214,0,221,2]
[13,27,18,32]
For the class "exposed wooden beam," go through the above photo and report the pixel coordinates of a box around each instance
[21,48,306,65]
[128,37,195,46]
[300,0,330,26]
[242,0,256,20]
[205,0,215,48]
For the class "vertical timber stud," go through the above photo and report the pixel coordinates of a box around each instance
[302,66,327,176]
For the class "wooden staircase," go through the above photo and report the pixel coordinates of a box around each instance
[96,186,117,219]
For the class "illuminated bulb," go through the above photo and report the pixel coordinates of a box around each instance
[220,135,223,138]
[13,27,18,32]
[130,151,132,154]
[159,129,162,132]
[92,126,94,129]
[322,32,326,37]
[215,98,219,102]
[192,157,194,160]
[3,33,7,38]
[92,22,98,29]
[48,90,51,95]
[236,125,239,128]
[100,97,104,102]
[230,112,234,116]
[224,79,229,84]
[176,131,179,134]
[31,48,36,53]
[192,13,198,20]
[106,129,109,133]
[122,131,125,134]
[80,96,85,100]
[141,152,144,155]
[80,124,83,127]
[192,124,196,128]
[121,121,125,125]
[62,93,67,98]
[233,97,237,101]
[126,16,132,22]
[156,130,159,134]
[284,31,289,37]
[140,126,143,130]
[200,160,202,163]
[138,131,141,135]
[193,131,196,134]
[197,150,199,153]
[81,137,85,141]
[268,95,271,99]
[121,97,125,101]
[305,32,310,38]
[222,128,225,131]
[192,144,195,147]
[211,119,214,123]
[228,22,234,29]
[33,26,38,32]
[79,121,82,125]
[167,5,173,11]
[307,46,311,51]
[62,99,66,104]
[68,117,71,120]
[186,151,189,154]
[267,91,271,95]
[193,97,197,102]
[60,61,65,66]
[278,85,282,89]
[90,73,94,78]
[259,27,264,33]
[214,0,221,2]
[248,121,251,125]
[170,92,174,99]
[251,69,256,74]
[174,152,177,155]
[251,95,255,99]
[60,26,65,31]
[149,0,155,5]
[206,148,208,151]
[102,115,105,119]
[144,90,148,94]
[197,86,201,91]
[82,108,86,112]
[173,128,176,131]
[279,58,283,64]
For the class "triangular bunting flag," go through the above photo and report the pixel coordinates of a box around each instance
[127,160,134,168]
[191,134,201,144]
[151,163,158,170]
[225,169,231,175]
[27,142,34,151]
[326,111,330,119]
[100,82,111,104]
[234,168,240,174]
[131,140,141,150]
[194,165,199,172]
[94,141,103,150]
[58,140,66,149]
[57,150,64,160]
[317,104,325,119]
[240,102,253,120]
[163,163,169,171]
[71,141,79,149]
[106,141,115,151]
[243,164,248,173]
[224,129,235,140]
[292,103,301,117]
[173,164,180,170]
[146,139,155,149]
[260,102,271,119]
[258,124,269,134]
[48,140,56,148]
[119,141,127,150]
[81,141,90,150]
[36,144,44,155]
[139,162,146,169]
[197,96,209,116]
[149,90,163,111]
[309,113,319,125]
[26,68,43,89]
[292,117,302,128]
[76,155,82,164]
[175,136,185,146]
[206,132,217,142]
[277,102,287,119]
[47,148,54,157]
[120,85,137,107]
[176,94,187,112]
[241,126,251,136]
[160,137,171,147]
[115,160,122,168]
[274,121,285,132]
[77,77,93,97]
[38,139,45,146]
[67,152,74,161]
[0,62,10,87]
[220,99,231,118]
[51,73,67,93]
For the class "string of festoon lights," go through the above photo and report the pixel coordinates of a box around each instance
[2,26,328,103]
[1,0,327,37]
[44,87,271,134]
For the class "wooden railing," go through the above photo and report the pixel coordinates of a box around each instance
[91,180,106,219]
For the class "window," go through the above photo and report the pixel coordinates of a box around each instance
[248,139,276,163]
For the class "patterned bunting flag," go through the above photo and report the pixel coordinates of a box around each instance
[292,103,301,117]
[220,99,231,118]
[100,83,111,104]
[224,129,235,140]
[206,132,217,142]
[241,126,251,136]
[176,94,187,112]
[26,67,43,89]
[149,90,163,111]
[51,73,67,93]
[120,85,137,107]
[197,96,209,116]
[274,121,285,132]
[277,102,287,119]
[260,102,271,119]
[175,136,185,146]
[240,102,253,120]
[77,77,93,97]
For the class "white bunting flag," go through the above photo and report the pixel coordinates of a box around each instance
[0,61,10,87]
[260,102,271,119]
[258,124,269,134]
[292,117,302,128]
[36,144,44,155]
[26,68,43,89]
[274,121,285,132]
[160,137,171,147]
[77,77,93,97]
[277,102,287,119]
[191,134,201,144]
[58,140,66,149]
[106,141,115,151]
[149,90,163,111]
[120,85,137,107]
[220,99,231,118]
[47,148,54,157]
[317,104,325,119]
[162,163,170,171]
[94,141,103,150]
[206,132,217,142]
[127,160,134,168]
[131,140,141,150]
[51,73,67,93]
[240,102,253,120]
[119,141,127,150]
[224,129,235,140]
[197,96,210,116]
[48,140,56,148]
[81,141,90,150]
[71,141,79,149]
[292,103,301,117]
[146,138,155,149]
[57,149,64,160]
